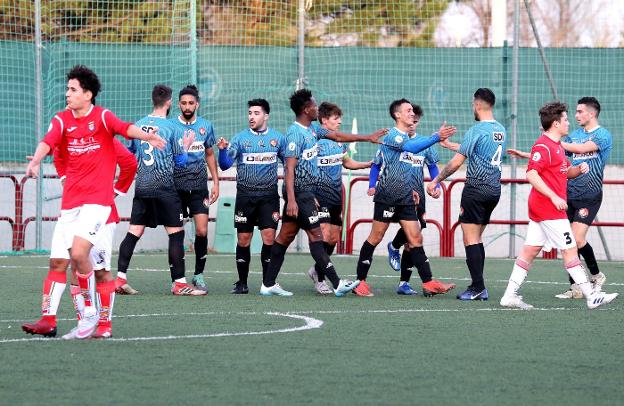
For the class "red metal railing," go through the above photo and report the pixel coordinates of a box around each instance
[4,173,624,256]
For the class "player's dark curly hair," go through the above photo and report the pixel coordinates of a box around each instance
[67,65,101,104]
[539,101,568,131]
[578,96,601,117]
[389,98,411,121]
[289,89,313,115]
[152,84,172,108]
[474,88,495,107]
[411,104,423,118]
[179,84,199,101]
[248,98,270,114]
[318,102,342,124]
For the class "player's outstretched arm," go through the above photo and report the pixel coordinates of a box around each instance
[567,162,589,179]
[561,140,598,154]
[526,169,567,210]
[343,156,372,170]
[325,128,388,143]
[426,153,466,196]
[127,125,166,150]
[26,142,52,178]
[506,148,530,159]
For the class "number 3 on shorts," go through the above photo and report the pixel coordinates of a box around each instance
[563,231,572,245]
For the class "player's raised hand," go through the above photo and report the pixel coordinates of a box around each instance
[286,200,298,218]
[367,187,376,196]
[182,130,195,152]
[216,137,229,150]
[437,121,457,141]
[506,149,530,159]
[146,127,166,150]
[368,128,389,144]
[579,162,589,174]
[550,195,568,211]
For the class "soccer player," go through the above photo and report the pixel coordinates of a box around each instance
[22,65,164,339]
[507,97,612,299]
[216,99,286,294]
[354,98,456,297]
[306,101,372,295]
[115,84,204,296]
[499,101,618,309]
[370,104,442,295]
[261,89,384,296]
[57,138,136,339]
[171,85,219,292]
[427,88,506,301]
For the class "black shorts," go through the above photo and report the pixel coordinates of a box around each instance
[130,195,183,228]
[235,194,280,232]
[567,193,602,225]
[282,191,320,231]
[317,201,343,226]
[459,186,500,225]
[373,202,419,223]
[177,189,210,218]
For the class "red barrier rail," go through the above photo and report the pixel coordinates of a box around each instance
[443,178,624,258]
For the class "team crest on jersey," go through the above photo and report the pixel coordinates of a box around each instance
[578,208,589,218]
[394,135,403,144]
[270,139,278,147]
[88,121,95,131]
[272,212,280,223]
[199,127,206,135]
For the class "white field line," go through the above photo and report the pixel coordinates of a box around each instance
[0,312,323,344]
[2,264,622,287]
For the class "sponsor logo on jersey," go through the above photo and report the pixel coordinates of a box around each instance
[67,126,77,133]
[317,153,343,166]
[242,152,277,164]
[399,152,424,166]
[572,151,598,160]
[258,139,265,147]
[493,131,505,142]
[578,208,589,218]
[188,141,206,153]
[302,145,318,160]
[67,136,100,155]
[235,211,247,223]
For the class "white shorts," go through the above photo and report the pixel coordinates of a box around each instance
[49,204,111,259]
[90,222,116,271]
[525,219,576,252]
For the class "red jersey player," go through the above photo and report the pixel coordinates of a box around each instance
[23,65,164,339]
[500,101,618,310]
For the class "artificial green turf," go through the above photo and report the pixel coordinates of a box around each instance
[0,254,622,406]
